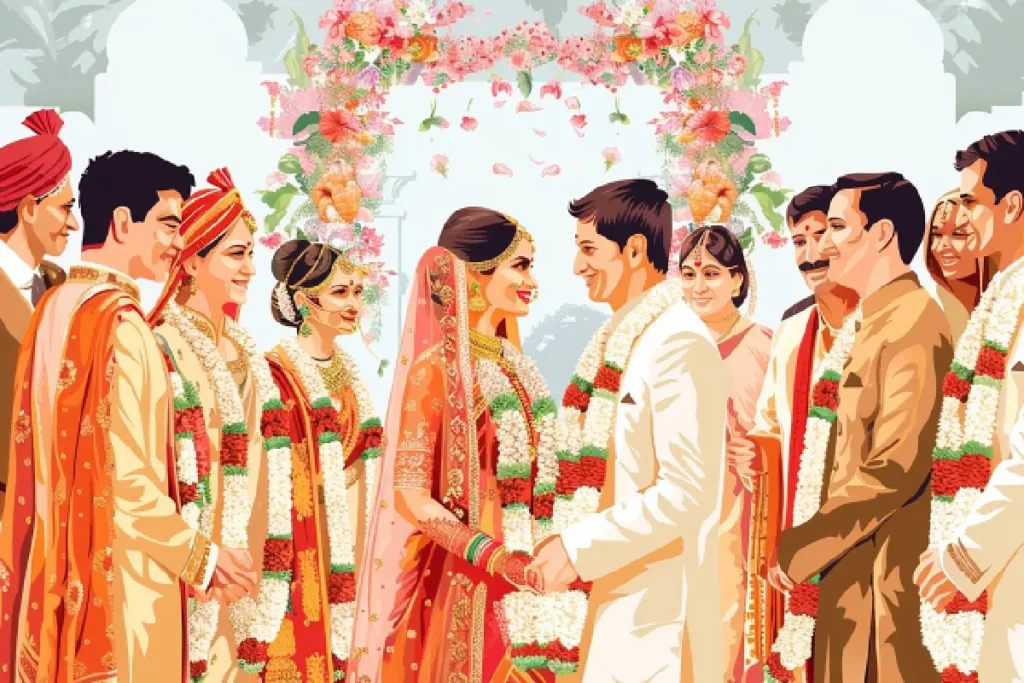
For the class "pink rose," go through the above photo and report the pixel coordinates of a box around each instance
[259,233,283,250]
[728,55,747,76]
[461,116,478,131]
[303,55,320,77]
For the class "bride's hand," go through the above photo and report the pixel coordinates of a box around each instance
[497,551,542,593]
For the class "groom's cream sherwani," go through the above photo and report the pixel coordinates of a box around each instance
[940,293,1024,681]
[561,296,727,683]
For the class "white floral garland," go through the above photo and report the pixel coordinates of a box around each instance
[278,336,360,666]
[163,303,293,675]
[921,258,1024,677]
[770,308,860,673]
[169,370,202,531]
[335,343,383,531]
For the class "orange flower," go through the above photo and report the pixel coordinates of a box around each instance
[687,160,739,224]
[407,35,439,63]
[344,11,381,47]
[319,109,374,145]
[312,174,362,224]
[612,35,643,63]
[689,109,731,144]
[674,12,705,46]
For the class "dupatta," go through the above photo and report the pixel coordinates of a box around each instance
[349,246,513,681]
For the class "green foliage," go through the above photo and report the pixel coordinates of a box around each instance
[303,132,333,158]
[749,183,789,231]
[278,154,302,175]
[657,134,684,158]
[729,111,758,137]
[292,111,321,136]
[736,13,765,89]
[717,132,746,160]
[283,12,312,88]
[516,70,533,98]
[261,184,298,233]
[746,153,772,174]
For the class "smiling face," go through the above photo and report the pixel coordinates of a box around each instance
[789,210,831,291]
[929,198,977,282]
[22,181,79,257]
[573,218,628,304]
[820,188,884,295]
[679,246,743,321]
[477,236,537,318]
[958,159,1023,260]
[187,218,255,309]
[119,189,184,282]
[295,263,367,336]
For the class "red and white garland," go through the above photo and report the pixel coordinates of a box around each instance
[765,308,860,682]
[164,303,294,680]
[921,259,1024,682]
[278,337,368,679]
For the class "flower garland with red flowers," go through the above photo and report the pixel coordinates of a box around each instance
[921,259,1024,682]
[765,308,860,683]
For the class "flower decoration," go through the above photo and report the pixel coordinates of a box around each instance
[493,21,559,98]
[430,153,450,178]
[602,147,621,171]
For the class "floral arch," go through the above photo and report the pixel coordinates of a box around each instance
[257,0,791,346]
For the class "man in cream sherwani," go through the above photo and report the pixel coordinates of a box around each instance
[531,179,727,682]
[916,130,1024,681]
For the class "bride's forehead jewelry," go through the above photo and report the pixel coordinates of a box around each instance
[465,214,535,273]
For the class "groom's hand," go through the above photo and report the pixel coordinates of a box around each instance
[529,536,578,593]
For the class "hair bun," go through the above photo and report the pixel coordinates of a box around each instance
[270,238,313,282]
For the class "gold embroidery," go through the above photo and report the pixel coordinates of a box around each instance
[68,265,140,301]
[93,548,114,583]
[93,496,107,508]
[306,654,327,683]
[79,413,94,436]
[65,580,84,616]
[265,657,302,682]
[410,365,428,388]
[56,359,77,393]
[404,399,417,412]
[95,397,112,429]
[292,442,314,521]
[72,660,88,678]
[471,583,487,683]
[446,573,474,680]
[54,480,67,506]
[268,619,297,658]
[14,411,30,444]
[299,549,322,623]
[101,651,116,670]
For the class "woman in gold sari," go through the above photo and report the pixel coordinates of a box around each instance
[349,208,556,683]
[257,239,382,680]
[925,190,992,342]
[149,168,296,682]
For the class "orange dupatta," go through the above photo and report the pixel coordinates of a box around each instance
[0,289,143,681]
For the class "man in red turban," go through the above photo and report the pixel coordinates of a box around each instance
[0,108,78,516]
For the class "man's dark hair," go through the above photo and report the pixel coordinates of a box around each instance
[78,150,195,248]
[832,172,925,265]
[568,178,672,273]
[954,130,1024,203]
[0,209,17,235]
[786,185,833,226]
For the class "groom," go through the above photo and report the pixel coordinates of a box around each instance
[531,178,727,682]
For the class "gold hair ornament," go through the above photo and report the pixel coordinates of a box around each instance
[465,214,535,273]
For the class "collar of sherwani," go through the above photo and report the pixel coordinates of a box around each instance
[67,264,140,303]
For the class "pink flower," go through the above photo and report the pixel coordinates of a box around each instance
[356,207,376,226]
[540,81,563,99]
[303,55,320,77]
[261,80,281,98]
[336,49,355,65]
[259,232,283,250]
[265,171,288,188]
[461,116,478,131]
[533,128,547,137]
[764,80,788,98]
[326,68,343,85]
[701,8,731,41]
[570,114,587,137]
[602,147,621,171]
[362,227,385,255]
[728,55,747,76]
[582,1,616,27]
[693,49,712,65]
[674,206,693,224]
[517,101,542,113]
[762,232,788,249]
[509,50,530,70]
[493,163,514,177]
[357,172,382,198]
[668,173,692,197]
[438,117,450,129]
[430,153,449,179]
[541,164,561,177]
[288,146,316,174]
[320,9,346,46]
[491,77,513,98]
[761,170,784,188]
[493,100,508,108]
[565,96,581,111]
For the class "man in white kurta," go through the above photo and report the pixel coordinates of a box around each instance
[531,178,726,682]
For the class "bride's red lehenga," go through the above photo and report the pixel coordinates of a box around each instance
[348,247,553,683]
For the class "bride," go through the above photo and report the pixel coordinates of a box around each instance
[348,207,557,682]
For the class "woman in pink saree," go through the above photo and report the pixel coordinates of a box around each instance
[348,208,555,683]
[678,225,772,683]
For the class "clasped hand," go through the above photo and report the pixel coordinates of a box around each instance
[193,548,258,604]
[520,536,578,594]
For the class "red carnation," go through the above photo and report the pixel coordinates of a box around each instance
[179,482,198,505]
[261,408,290,438]
[593,365,622,394]
[579,456,608,489]
[942,372,972,402]
[498,477,532,506]
[959,454,993,490]
[944,590,988,615]
[563,383,590,411]
[195,432,212,478]
[568,577,592,593]
[332,655,347,677]
[534,492,554,519]
[766,652,795,682]
[262,538,295,573]
[328,571,356,604]
[220,434,249,467]
[789,582,819,617]
[311,407,341,436]
[812,380,839,412]
[542,641,580,663]
[236,638,269,665]
[976,345,1007,380]
[190,660,208,680]
[941,665,979,683]
[362,426,384,450]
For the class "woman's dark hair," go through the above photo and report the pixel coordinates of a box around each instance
[678,225,750,307]
[437,207,519,275]
[270,239,345,329]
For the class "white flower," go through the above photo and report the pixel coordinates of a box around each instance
[613,0,645,26]
[404,0,431,26]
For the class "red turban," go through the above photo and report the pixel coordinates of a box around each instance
[149,167,257,324]
[0,109,72,212]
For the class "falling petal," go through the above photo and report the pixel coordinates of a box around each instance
[570,114,588,137]
[493,100,508,108]
[528,155,545,166]
[493,163,513,177]
[517,100,543,113]
[392,118,405,125]
[461,116,479,131]
[541,165,561,177]
[539,81,563,99]
[491,78,513,98]
[565,97,581,111]
[533,128,547,137]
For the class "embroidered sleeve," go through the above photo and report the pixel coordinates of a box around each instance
[394,353,443,490]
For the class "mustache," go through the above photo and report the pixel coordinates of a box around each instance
[799,259,830,272]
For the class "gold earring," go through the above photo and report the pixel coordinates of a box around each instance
[189,276,198,296]
[530,288,539,303]
[469,281,486,312]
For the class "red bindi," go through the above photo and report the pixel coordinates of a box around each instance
[694,260,702,266]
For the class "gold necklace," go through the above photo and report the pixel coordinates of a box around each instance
[715,311,743,342]
[469,329,503,360]
[317,353,351,395]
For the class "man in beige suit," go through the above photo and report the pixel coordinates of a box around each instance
[0,109,77,517]
[0,150,255,682]
[531,179,727,682]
